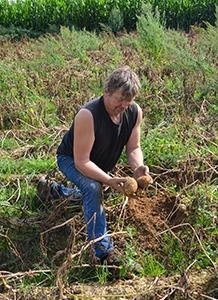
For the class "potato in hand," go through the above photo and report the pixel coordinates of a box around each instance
[123,176,138,196]
[136,174,153,189]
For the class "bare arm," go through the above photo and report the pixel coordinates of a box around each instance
[126,104,149,177]
[73,109,126,192]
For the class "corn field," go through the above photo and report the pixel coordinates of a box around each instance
[0,0,217,38]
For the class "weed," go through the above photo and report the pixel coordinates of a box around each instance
[137,3,166,59]
[141,252,165,276]
[108,8,124,35]
[19,271,55,292]
[96,265,111,283]
[68,266,98,284]
[159,233,187,274]
[141,122,190,168]
[119,239,143,277]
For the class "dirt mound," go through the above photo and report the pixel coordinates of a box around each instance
[105,186,188,253]
[0,181,188,271]
[126,191,187,248]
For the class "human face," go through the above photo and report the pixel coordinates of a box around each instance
[103,88,134,116]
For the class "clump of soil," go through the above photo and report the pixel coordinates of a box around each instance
[126,191,186,249]
[106,184,188,254]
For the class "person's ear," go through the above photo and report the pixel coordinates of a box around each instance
[103,88,109,96]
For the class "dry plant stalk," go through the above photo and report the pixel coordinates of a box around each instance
[0,270,13,291]
[0,269,51,294]
[54,212,126,299]
[0,233,22,262]
[56,219,77,300]
[40,216,76,256]
[118,194,129,230]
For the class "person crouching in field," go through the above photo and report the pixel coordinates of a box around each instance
[37,66,150,269]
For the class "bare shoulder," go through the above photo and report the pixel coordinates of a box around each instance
[76,108,92,118]
[75,108,93,124]
[135,102,142,112]
[134,102,142,123]
[74,108,95,145]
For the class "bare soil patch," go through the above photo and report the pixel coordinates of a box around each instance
[1,269,217,300]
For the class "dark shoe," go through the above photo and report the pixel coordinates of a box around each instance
[36,176,53,203]
[50,182,62,199]
[88,247,101,267]
[103,249,143,279]
[51,182,83,203]
[101,249,123,279]
[103,249,122,267]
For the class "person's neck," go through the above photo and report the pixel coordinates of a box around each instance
[110,114,121,125]
[103,96,121,124]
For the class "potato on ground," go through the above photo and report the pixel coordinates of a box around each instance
[123,177,138,196]
[136,174,153,189]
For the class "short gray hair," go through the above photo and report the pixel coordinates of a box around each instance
[103,66,141,98]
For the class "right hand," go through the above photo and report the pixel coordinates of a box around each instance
[107,177,127,193]
[133,165,150,180]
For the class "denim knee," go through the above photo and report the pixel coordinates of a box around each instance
[81,180,103,221]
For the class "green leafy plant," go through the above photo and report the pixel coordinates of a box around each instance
[141,122,191,168]
[108,8,124,35]
[141,252,165,276]
[96,265,111,283]
[120,240,143,277]
[137,3,166,59]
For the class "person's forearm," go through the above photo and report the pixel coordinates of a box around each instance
[75,160,111,185]
[126,147,144,171]
[75,160,126,192]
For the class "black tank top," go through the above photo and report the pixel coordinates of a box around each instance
[57,96,138,172]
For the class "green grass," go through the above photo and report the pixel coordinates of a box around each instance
[141,252,165,276]
[0,158,55,177]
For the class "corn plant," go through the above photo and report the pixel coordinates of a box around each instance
[151,0,217,31]
[0,0,218,38]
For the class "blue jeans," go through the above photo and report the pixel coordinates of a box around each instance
[57,155,113,260]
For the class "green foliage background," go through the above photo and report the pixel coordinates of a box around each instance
[0,0,218,38]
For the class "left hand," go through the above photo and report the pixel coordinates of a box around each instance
[107,176,127,193]
[133,165,149,180]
